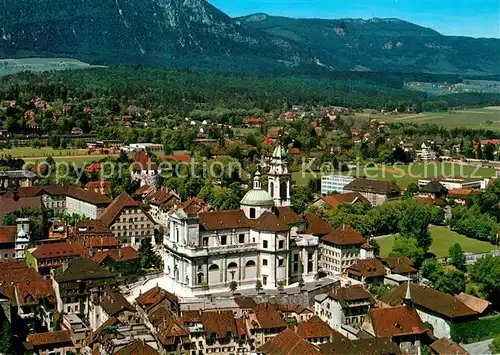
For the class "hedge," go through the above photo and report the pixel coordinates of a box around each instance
[450,315,500,344]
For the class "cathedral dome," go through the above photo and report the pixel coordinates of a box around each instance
[240,172,274,207]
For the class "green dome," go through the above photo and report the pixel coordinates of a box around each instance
[240,188,274,207]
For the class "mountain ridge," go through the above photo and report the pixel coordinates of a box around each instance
[0,0,498,74]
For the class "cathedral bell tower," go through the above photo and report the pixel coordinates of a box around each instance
[268,145,291,207]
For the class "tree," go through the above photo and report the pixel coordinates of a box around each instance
[369,283,393,298]
[370,238,381,257]
[391,236,426,266]
[138,238,161,269]
[0,318,13,355]
[490,335,500,355]
[291,185,314,213]
[277,280,285,293]
[255,280,263,293]
[469,254,500,302]
[448,243,466,271]
[404,182,419,198]
[229,281,238,294]
[397,201,432,251]
[435,269,466,294]
[30,138,41,149]
[420,258,444,283]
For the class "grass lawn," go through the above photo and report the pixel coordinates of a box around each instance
[360,107,500,131]
[0,57,104,77]
[293,162,496,187]
[23,154,117,168]
[377,225,498,258]
[0,147,83,157]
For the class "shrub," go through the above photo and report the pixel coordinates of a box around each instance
[450,315,500,344]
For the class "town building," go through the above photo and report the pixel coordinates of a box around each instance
[247,303,287,349]
[380,283,479,339]
[418,177,484,191]
[346,258,386,285]
[91,246,139,284]
[98,192,157,247]
[258,328,321,355]
[415,143,437,161]
[418,180,448,199]
[89,288,137,331]
[25,330,76,355]
[320,175,356,195]
[25,241,88,277]
[318,224,368,275]
[314,285,375,338]
[0,169,36,191]
[164,148,319,292]
[430,337,469,355]
[130,151,162,186]
[52,258,116,319]
[447,188,482,205]
[295,316,341,345]
[344,178,401,206]
[0,218,30,261]
[1,185,111,219]
[313,192,369,209]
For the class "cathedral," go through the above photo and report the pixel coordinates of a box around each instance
[163,146,319,292]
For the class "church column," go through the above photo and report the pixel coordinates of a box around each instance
[313,249,318,274]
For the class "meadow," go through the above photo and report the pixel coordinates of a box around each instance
[367,107,500,130]
[377,225,498,258]
[0,57,104,77]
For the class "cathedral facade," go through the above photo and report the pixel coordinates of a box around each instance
[163,146,319,292]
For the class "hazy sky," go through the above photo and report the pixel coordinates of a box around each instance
[209,0,500,38]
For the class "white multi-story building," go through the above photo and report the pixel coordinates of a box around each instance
[164,146,319,292]
[321,175,355,195]
[318,224,369,275]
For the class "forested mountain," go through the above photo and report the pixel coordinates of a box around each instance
[0,0,499,74]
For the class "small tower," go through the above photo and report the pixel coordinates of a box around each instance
[268,145,291,207]
[403,279,412,307]
[15,218,30,259]
[240,171,274,219]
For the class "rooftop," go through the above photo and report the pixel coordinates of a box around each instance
[54,258,115,283]
[321,224,366,246]
[380,283,478,320]
[344,178,400,196]
[320,192,370,209]
[369,305,430,338]
[259,328,321,355]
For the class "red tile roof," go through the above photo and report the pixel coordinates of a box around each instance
[85,181,111,195]
[99,192,154,226]
[0,226,17,243]
[15,280,56,306]
[347,258,386,278]
[305,213,333,236]
[327,285,375,308]
[31,242,88,260]
[380,283,478,319]
[136,286,179,312]
[199,210,290,232]
[252,303,286,330]
[321,224,366,246]
[0,264,44,284]
[296,316,336,339]
[157,317,189,345]
[430,337,469,355]
[369,305,430,338]
[258,328,321,355]
[3,185,110,205]
[114,339,160,355]
[448,188,481,198]
[380,256,417,275]
[276,206,303,225]
[245,118,264,124]
[162,154,191,162]
[0,196,42,223]
[92,246,138,264]
[455,292,491,314]
[76,236,120,249]
[132,151,158,170]
[27,330,72,347]
[235,317,248,336]
[320,192,369,209]
[181,196,211,215]
[202,310,237,339]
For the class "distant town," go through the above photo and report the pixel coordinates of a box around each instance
[0,70,499,355]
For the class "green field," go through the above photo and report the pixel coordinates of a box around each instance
[292,162,496,187]
[0,147,83,157]
[0,57,104,77]
[377,225,498,258]
[366,107,500,130]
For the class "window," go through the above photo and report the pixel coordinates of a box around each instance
[209,264,219,271]
[228,262,238,269]
[263,275,268,285]
[246,260,256,267]
[197,273,204,284]
[263,240,268,249]
[262,259,268,266]
[293,254,299,262]
[220,235,227,245]
[278,259,284,267]
[202,237,209,247]
[278,240,284,249]
[293,264,298,272]
[249,208,256,219]
[238,234,245,243]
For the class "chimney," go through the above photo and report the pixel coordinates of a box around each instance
[118,248,123,259]
[13,185,19,202]
[89,247,95,258]
[342,224,345,231]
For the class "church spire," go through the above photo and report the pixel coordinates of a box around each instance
[404,278,412,306]
[267,145,291,207]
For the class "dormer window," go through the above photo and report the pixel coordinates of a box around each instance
[249,208,256,219]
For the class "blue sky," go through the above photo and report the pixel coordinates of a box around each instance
[209,0,500,38]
